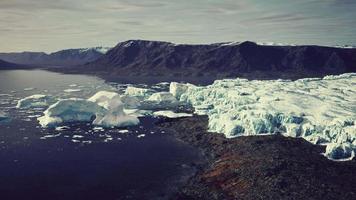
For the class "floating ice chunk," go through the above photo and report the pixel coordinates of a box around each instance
[55,126,70,131]
[148,92,177,103]
[93,95,139,128]
[24,87,35,91]
[38,98,106,127]
[93,127,104,131]
[88,91,120,109]
[124,109,152,117]
[69,84,78,87]
[153,110,193,118]
[124,86,154,98]
[16,94,55,109]
[118,129,129,133]
[137,134,145,138]
[40,133,61,139]
[73,135,84,138]
[64,89,82,93]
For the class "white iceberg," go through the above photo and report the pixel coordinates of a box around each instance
[124,86,154,98]
[64,89,82,93]
[38,98,106,127]
[153,110,193,118]
[88,91,120,109]
[177,73,356,160]
[39,91,140,128]
[16,94,55,109]
[93,95,139,128]
[148,92,178,104]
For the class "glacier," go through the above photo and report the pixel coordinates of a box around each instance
[171,73,356,160]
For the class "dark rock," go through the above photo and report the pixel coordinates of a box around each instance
[78,40,356,80]
[157,115,356,200]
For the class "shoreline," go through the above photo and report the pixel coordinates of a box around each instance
[157,116,356,200]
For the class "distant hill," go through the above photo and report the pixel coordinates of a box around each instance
[0,59,26,69]
[0,47,111,67]
[78,40,356,79]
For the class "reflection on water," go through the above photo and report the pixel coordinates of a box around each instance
[0,70,204,200]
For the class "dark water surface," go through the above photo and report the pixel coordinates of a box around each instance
[0,70,204,200]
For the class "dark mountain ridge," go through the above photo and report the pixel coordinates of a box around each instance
[81,40,356,79]
[0,47,110,67]
[0,59,26,69]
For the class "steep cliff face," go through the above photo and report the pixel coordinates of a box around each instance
[82,40,356,79]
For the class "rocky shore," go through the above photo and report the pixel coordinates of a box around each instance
[157,115,356,200]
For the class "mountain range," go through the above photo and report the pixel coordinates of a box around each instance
[1,40,356,79]
[79,40,356,79]
[0,47,110,67]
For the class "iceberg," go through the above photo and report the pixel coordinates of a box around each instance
[148,92,178,104]
[38,98,106,127]
[93,95,139,128]
[177,73,356,160]
[88,91,120,109]
[16,94,55,109]
[124,86,154,98]
[38,91,140,128]
[153,110,193,118]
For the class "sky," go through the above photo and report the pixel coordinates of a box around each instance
[0,0,356,53]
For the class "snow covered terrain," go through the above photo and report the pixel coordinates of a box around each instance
[172,73,356,160]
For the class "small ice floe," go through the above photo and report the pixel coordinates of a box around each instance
[71,139,81,143]
[0,111,9,122]
[64,89,82,93]
[69,84,78,87]
[16,94,55,109]
[150,131,155,134]
[118,129,129,134]
[72,135,84,139]
[104,137,113,142]
[0,94,12,97]
[82,140,92,144]
[153,111,193,118]
[93,127,104,132]
[137,134,146,138]
[24,88,35,91]
[40,133,61,139]
[55,126,70,131]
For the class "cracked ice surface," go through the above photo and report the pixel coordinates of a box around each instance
[174,73,356,160]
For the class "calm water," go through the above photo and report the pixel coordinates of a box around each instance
[0,70,204,200]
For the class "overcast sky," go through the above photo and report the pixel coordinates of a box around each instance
[1,0,355,52]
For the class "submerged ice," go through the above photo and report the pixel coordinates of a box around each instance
[173,74,356,160]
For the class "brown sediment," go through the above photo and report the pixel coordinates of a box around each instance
[157,115,356,200]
